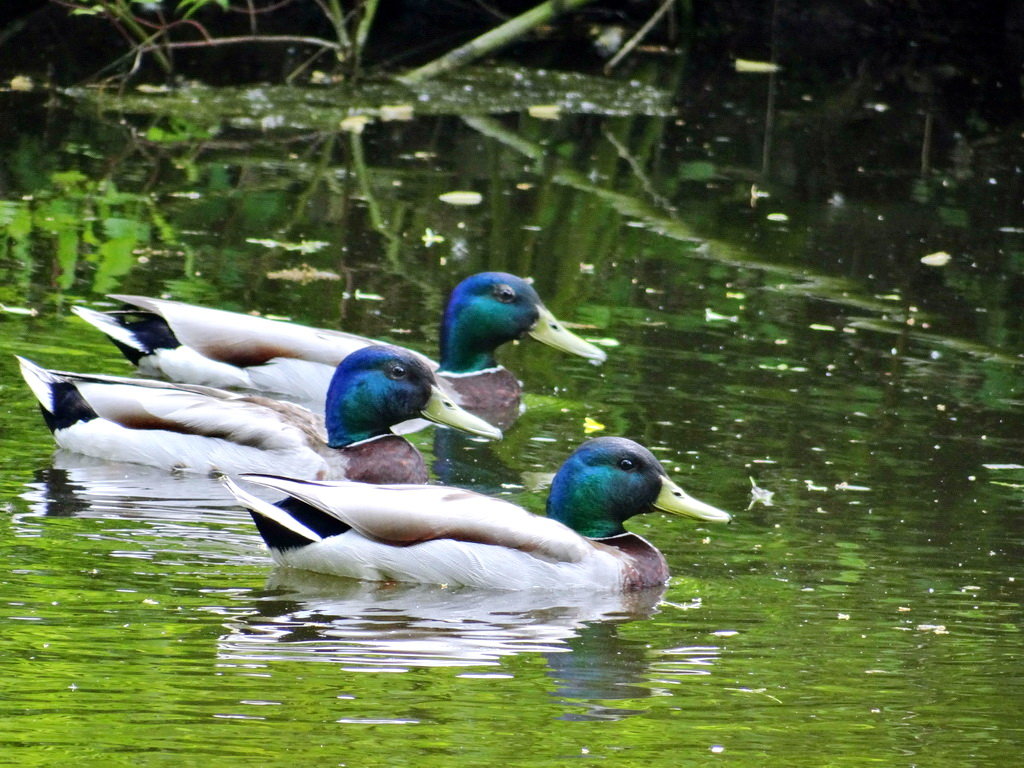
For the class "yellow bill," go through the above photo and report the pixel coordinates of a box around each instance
[654,476,732,523]
[528,305,607,363]
[420,385,502,440]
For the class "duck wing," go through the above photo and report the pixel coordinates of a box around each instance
[235,474,592,564]
[109,294,384,368]
[21,359,320,451]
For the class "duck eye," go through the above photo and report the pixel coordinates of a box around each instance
[388,363,408,380]
[493,284,516,303]
[618,458,636,471]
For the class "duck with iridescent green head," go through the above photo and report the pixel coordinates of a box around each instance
[72,272,606,426]
[18,345,500,484]
[225,437,731,592]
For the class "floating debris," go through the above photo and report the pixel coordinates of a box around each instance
[246,238,330,254]
[705,308,739,322]
[528,104,562,120]
[834,482,871,492]
[748,477,775,509]
[438,191,483,205]
[749,184,770,206]
[421,228,445,246]
[766,212,789,222]
[735,59,782,74]
[342,289,385,301]
[266,265,340,284]
[583,416,605,434]
[921,251,952,266]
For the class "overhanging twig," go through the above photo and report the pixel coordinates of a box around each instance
[397,0,596,85]
[604,0,675,73]
[136,35,343,54]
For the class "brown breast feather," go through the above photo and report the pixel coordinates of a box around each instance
[446,367,522,429]
[593,533,670,590]
[336,435,428,484]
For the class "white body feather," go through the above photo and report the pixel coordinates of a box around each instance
[54,419,329,479]
[282,535,628,591]
[18,357,333,479]
[227,477,631,591]
[137,345,257,389]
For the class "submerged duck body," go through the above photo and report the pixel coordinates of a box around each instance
[226,437,732,592]
[72,272,607,422]
[18,346,500,483]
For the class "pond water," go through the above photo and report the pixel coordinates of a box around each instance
[1,59,1023,766]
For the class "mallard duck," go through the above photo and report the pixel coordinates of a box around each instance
[72,272,607,423]
[17,345,501,483]
[224,437,731,591]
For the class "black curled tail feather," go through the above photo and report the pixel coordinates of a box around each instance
[107,311,181,364]
[250,495,351,552]
[40,381,98,433]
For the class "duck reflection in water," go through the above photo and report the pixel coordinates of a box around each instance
[546,619,658,721]
[20,451,246,530]
[212,570,719,722]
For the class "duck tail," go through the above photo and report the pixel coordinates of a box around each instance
[16,356,98,434]
[71,304,179,365]
[224,475,352,553]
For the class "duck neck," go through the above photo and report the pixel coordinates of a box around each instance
[546,472,628,539]
[324,384,395,448]
[325,411,389,448]
[439,318,500,374]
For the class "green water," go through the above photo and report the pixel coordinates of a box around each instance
[1,64,1022,766]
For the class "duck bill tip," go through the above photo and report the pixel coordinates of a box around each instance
[529,306,607,363]
[655,476,732,523]
[421,386,502,440]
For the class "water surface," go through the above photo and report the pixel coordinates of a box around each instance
[1,60,1022,766]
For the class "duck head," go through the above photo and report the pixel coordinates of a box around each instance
[325,345,501,447]
[546,437,731,539]
[438,272,607,374]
